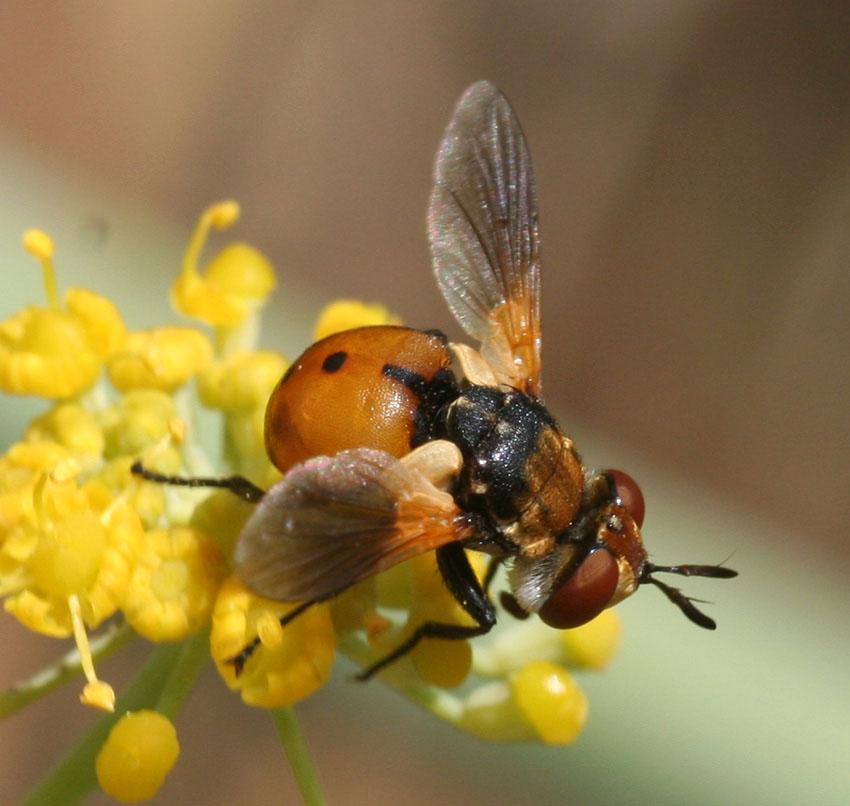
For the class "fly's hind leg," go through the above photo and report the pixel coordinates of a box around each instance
[228,599,318,675]
[356,542,496,681]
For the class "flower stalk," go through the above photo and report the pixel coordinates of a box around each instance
[271,708,327,806]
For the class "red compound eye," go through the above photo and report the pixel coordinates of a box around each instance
[538,549,619,629]
[608,469,645,527]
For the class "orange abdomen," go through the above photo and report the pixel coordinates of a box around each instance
[264,326,455,473]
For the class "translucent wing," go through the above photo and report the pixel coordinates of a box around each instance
[234,448,472,602]
[428,81,542,395]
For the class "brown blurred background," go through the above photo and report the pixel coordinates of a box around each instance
[1,3,848,805]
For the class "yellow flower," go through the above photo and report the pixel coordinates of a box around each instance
[107,326,212,393]
[122,526,226,641]
[455,680,537,741]
[0,291,126,399]
[0,441,70,545]
[339,551,491,688]
[561,608,622,670]
[3,475,141,634]
[65,287,128,361]
[171,201,276,328]
[470,606,620,678]
[511,660,588,744]
[197,350,287,479]
[313,299,401,341]
[405,553,473,687]
[23,402,105,471]
[197,350,287,414]
[210,576,335,708]
[98,389,179,460]
[356,553,477,689]
[1,438,73,475]
[189,489,255,557]
[0,231,126,398]
[1,455,143,711]
[453,659,588,744]
[96,710,180,802]
[98,457,168,529]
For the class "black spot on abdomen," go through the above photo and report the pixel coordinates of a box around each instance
[322,351,347,373]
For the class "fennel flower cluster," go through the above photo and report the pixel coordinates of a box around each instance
[0,202,621,803]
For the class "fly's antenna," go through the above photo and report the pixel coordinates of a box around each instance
[640,562,738,630]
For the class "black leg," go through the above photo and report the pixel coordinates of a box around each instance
[482,555,502,592]
[481,555,530,620]
[228,599,318,675]
[130,460,265,503]
[356,543,497,680]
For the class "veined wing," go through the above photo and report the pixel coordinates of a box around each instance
[428,81,542,395]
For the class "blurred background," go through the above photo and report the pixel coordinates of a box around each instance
[1,2,848,804]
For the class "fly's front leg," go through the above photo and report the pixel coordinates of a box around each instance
[356,542,496,680]
[131,460,265,503]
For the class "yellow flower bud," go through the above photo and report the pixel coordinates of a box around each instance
[313,299,401,341]
[107,326,212,393]
[512,660,588,744]
[189,489,254,557]
[96,710,180,802]
[65,287,127,359]
[171,201,276,327]
[197,350,287,413]
[561,608,622,670]
[407,554,473,687]
[22,228,55,261]
[205,242,276,302]
[4,438,74,473]
[456,680,536,741]
[368,554,473,688]
[98,389,178,459]
[24,403,104,469]
[412,634,472,689]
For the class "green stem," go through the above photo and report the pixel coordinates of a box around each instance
[0,620,135,719]
[155,628,210,720]
[21,641,184,806]
[271,707,326,806]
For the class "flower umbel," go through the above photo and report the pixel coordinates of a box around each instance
[1,204,622,803]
